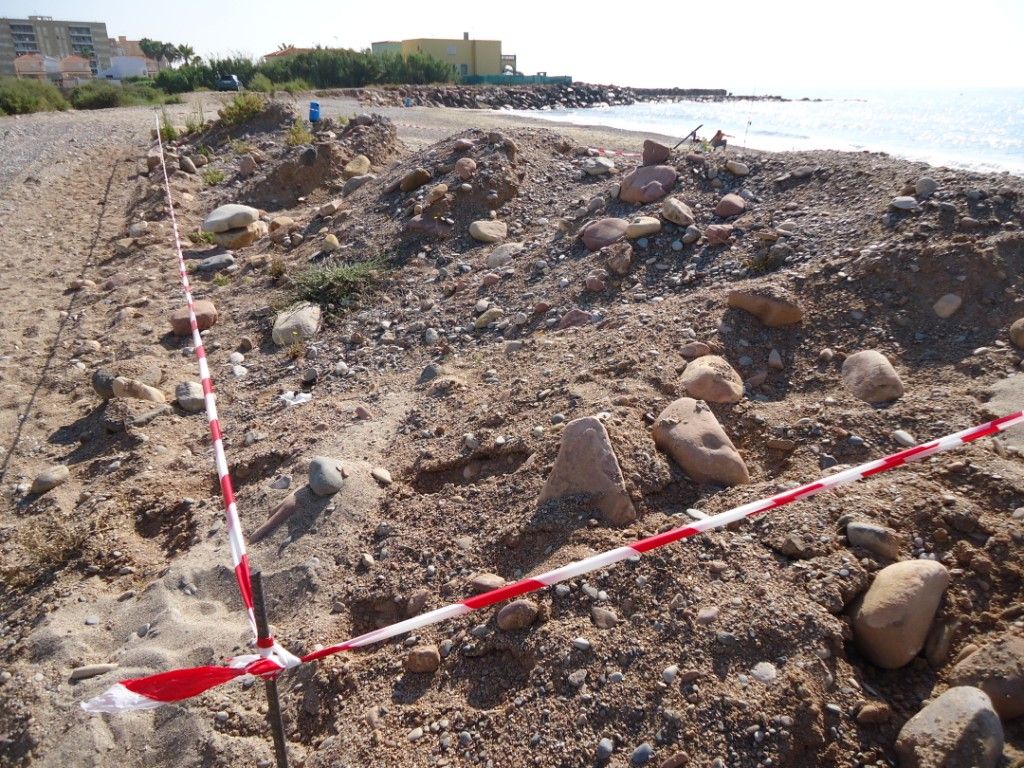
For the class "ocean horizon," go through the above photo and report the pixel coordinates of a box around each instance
[512,86,1024,175]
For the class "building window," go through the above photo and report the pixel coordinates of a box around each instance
[447,45,456,56]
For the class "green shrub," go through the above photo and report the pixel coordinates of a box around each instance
[218,92,267,126]
[279,78,310,95]
[293,259,384,308]
[286,118,313,146]
[0,77,68,114]
[70,81,122,109]
[202,167,225,185]
[248,73,274,93]
[154,68,193,94]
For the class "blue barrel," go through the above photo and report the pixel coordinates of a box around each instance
[308,101,320,122]
[403,97,413,107]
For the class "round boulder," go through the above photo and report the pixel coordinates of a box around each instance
[841,350,904,403]
[851,560,949,669]
[678,355,744,403]
[171,300,218,337]
[948,634,1024,720]
[308,456,345,497]
[714,193,746,217]
[581,218,628,251]
[896,687,1002,768]
[469,220,507,243]
[651,398,749,485]
[405,645,441,673]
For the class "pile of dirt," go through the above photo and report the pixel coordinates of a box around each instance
[2,107,1023,768]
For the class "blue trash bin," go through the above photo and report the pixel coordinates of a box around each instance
[309,101,320,122]
[403,97,413,108]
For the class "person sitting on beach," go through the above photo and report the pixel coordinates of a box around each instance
[711,130,732,150]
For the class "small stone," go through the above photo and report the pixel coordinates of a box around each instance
[768,349,783,370]
[582,218,628,251]
[371,467,392,485]
[469,572,506,593]
[750,662,777,683]
[841,350,904,403]
[112,377,165,403]
[642,139,671,165]
[625,216,661,239]
[202,204,259,233]
[469,220,507,243]
[631,743,655,766]
[496,599,538,631]
[455,156,477,179]
[322,233,340,253]
[170,299,218,337]
[70,663,118,681]
[662,665,679,684]
[619,165,677,204]
[846,521,900,560]
[661,197,695,226]
[174,381,205,413]
[893,429,916,447]
[272,302,321,346]
[890,196,919,210]
[933,293,962,318]
[725,159,750,176]
[856,701,893,725]
[714,193,746,217]
[343,154,371,178]
[583,157,615,176]
[486,242,523,269]
[591,607,619,629]
[308,457,345,496]
[916,177,938,198]
[405,645,441,673]
[727,290,803,327]
[400,167,431,193]
[30,465,70,494]
[1009,318,1024,349]
[597,737,615,761]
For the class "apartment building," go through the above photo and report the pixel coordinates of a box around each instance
[0,16,111,77]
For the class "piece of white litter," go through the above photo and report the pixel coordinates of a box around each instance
[278,391,312,406]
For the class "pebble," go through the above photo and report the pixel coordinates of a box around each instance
[70,663,118,681]
[751,662,777,683]
[893,429,916,447]
[631,743,655,765]
[371,467,392,485]
[597,737,615,761]
[308,456,345,496]
[496,599,538,631]
[572,637,592,651]
[662,665,679,684]
[30,465,70,494]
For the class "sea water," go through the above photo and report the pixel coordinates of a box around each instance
[514,87,1024,175]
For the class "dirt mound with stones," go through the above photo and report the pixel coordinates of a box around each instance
[1,109,1024,768]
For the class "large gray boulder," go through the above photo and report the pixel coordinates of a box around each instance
[895,686,1003,768]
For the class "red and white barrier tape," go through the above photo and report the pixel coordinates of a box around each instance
[83,410,1023,712]
[101,116,301,701]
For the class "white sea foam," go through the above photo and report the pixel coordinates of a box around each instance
[514,87,1024,175]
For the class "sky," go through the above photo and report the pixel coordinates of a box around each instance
[5,0,1024,94]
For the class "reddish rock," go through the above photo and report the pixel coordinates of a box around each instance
[619,165,678,204]
[497,599,539,631]
[556,308,594,330]
[539,416,636,525]
[171,300,217,337]
[585,274,606,292]
[715,193,746,217]
[727,290,804,327]
[405,215,453,238]
[642,139,671,166]
[679,355,744,403]
[651,397,749,485]
[705,224,733,246]
[534,300,552,315]
[581,218,628,251]
[405,645,441,673]
[453,138,474,152]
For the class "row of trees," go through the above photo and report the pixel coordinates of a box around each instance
[138,38,200,68]
[153,47,457,93]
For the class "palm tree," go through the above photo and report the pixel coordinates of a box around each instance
[178,44,197,66]
[139,38,162,60]
[161,43,182,67]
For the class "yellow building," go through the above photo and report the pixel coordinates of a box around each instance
[372,34,512,78]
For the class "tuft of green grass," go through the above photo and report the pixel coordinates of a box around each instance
[159,108,178,142]
[286,118,313,146]
[218,92,267,127]
[212,273,231,287]
[248,73,274,94]
[188,230,216,244]
[230,138,253,154]
[268,257,286,278]
[202,167,225,186]
[293,259,385,308]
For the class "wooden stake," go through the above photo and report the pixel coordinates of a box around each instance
[251,570,289,768]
